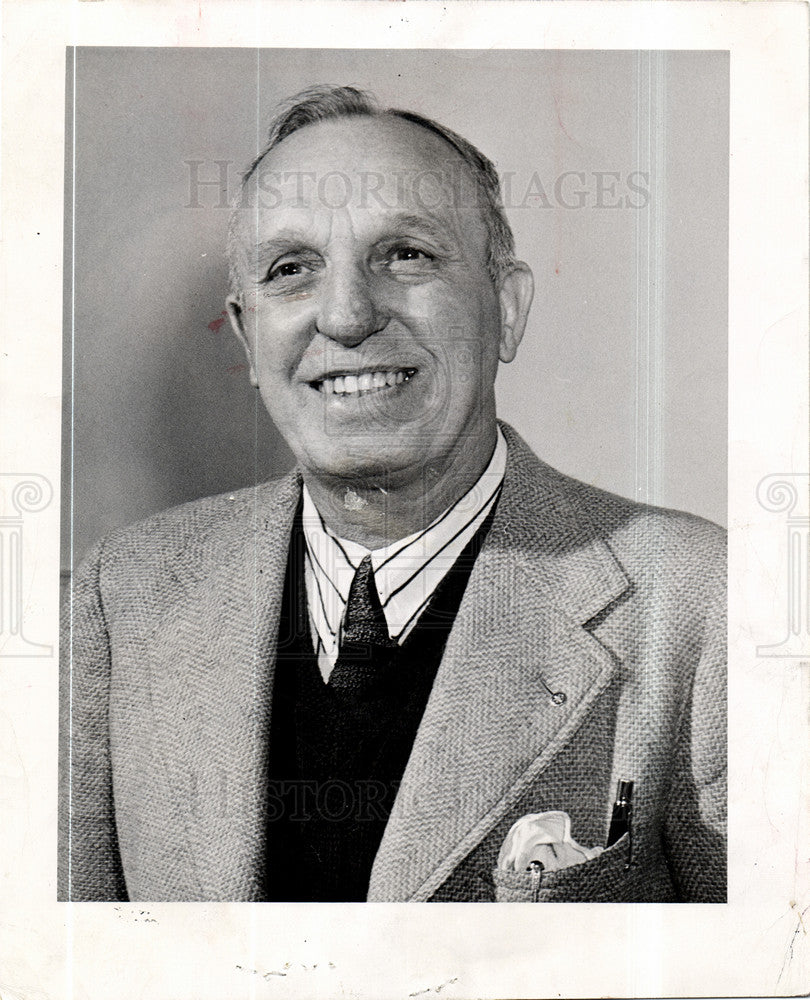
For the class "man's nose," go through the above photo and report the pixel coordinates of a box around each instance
[314,264,387,346]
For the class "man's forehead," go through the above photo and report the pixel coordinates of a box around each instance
[255,115,463,182]
[238,115,483,220]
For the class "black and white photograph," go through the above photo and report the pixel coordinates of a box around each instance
[59,48,728,905]
[1,2,807,998]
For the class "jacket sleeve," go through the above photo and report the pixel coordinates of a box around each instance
[662,557,727,902]
[58,538,128,901]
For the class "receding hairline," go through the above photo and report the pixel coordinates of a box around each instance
[239,110,485,198]
[230,112,495,276]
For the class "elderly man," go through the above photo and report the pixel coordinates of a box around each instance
[59,85,726,903]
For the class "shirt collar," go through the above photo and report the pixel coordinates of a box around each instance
[302,426,507,649]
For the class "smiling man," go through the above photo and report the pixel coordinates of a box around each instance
[224,99,531,545]
[59,86,727,903]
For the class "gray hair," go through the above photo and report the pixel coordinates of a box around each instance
[226,84,517,293]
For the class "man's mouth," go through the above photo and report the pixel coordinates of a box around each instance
[310,368,417,397]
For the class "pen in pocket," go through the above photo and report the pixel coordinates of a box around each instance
[606,779,634,866]
[526,859,544,901]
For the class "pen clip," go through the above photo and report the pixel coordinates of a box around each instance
[526,860,544,902]
[606,779,634,868]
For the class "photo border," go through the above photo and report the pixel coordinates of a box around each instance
[0,2,807,998]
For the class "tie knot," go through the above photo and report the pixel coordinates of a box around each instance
[341,554,390,648]
[329,555,396,696]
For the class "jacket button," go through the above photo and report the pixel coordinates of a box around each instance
[550,691,567,706]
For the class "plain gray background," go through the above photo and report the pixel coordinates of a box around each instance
[62,48,728,571]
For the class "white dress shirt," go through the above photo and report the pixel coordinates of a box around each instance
[302,427,507,682]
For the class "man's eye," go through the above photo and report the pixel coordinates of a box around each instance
[267,260,307,282]
[385,246,436,273]
[391,246,432,262]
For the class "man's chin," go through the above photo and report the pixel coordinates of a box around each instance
[299,439,425,487]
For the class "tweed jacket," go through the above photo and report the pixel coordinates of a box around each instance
[58,422,726,903]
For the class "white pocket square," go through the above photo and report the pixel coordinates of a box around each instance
[497,811,604,873]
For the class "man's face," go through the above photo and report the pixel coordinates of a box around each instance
[227,115,532,489]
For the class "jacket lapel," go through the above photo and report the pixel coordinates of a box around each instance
[368,428,630,901]
[145,473,300,900]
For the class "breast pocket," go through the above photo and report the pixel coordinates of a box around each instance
[493,832,632,902]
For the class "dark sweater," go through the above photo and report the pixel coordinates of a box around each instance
[263,506,494,902]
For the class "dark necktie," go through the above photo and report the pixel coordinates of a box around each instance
[328,555,397,696]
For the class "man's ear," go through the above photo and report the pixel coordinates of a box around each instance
[497,262,534,363]
[226,294,258,387]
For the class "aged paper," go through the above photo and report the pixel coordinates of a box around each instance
[1,1,807,997]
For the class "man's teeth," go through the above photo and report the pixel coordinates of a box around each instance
[317,370,415,396]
